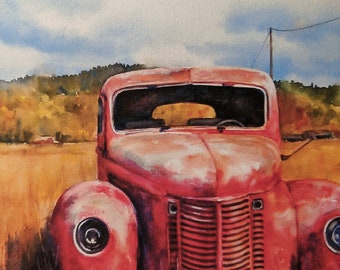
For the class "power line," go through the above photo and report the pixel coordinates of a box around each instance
[269,15,340,79]
[251,15,340,78]
[271,15,340,32]
[251,31,270,68]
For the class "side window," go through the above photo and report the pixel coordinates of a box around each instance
[97,98,103,134]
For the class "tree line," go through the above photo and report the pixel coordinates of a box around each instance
[0,63,339,143]
[276,80,340,137]
[0,63,145,143]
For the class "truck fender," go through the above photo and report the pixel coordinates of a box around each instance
[50,180,138,270]
[288,179,340,270]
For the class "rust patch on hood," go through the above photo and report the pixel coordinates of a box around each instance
[109,132,281,197]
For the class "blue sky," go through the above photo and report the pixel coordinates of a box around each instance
[0,0,339,86]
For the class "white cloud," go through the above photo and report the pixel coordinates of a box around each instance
[14,0,102,38]
[271,28,340,82]
[0,41,49,80]
[229,0,340,21]
[11,0,231,43]
[281,0,340,22]
[133,44,215,68]
[0,0,339,85]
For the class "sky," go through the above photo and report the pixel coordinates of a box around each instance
[0,0,339,86]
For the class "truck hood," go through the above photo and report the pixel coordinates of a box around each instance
[108,132,281,197]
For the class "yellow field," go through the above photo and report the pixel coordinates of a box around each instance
[0,139,339,269]
[281,139,340,181]
[0,142,97,269]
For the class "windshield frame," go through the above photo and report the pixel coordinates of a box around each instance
[111,83,268,133]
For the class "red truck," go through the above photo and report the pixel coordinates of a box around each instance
[50,67,340,269]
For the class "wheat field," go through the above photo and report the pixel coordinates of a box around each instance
[0,139,339,269]
[281,139,340,181]
[0,142,97,269]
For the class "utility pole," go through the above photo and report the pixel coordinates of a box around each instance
[269,27,273,79]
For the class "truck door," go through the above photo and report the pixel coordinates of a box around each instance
[97,96,106,153]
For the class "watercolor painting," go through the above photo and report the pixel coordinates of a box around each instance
[0,1,339,269]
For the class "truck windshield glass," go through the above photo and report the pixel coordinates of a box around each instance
[113,84,266,130]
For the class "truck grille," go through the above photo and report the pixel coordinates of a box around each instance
[168,197,264,270]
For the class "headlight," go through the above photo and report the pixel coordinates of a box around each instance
[324,216,340,253]
[74,217,109,254]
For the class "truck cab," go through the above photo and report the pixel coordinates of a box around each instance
[51,67,340,269]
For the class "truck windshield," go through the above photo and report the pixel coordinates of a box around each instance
[113,84,266,130]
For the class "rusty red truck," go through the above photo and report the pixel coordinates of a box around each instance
[50,67,340,269]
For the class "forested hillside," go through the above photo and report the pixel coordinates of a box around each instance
[0,63,339,143]
[276,81,340,136]
[0,63,145,143]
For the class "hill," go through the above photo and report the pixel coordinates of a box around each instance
[0,63,145,143]
[0,64,339,143]
[276,80,340,137]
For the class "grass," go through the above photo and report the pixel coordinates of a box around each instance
[281,139,340,181]
[0,142,97,269]
[0,139,339,269]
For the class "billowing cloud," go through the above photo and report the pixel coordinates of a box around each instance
[133,44,215,67]
[0,0,339,86]
[0,40,49,79]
